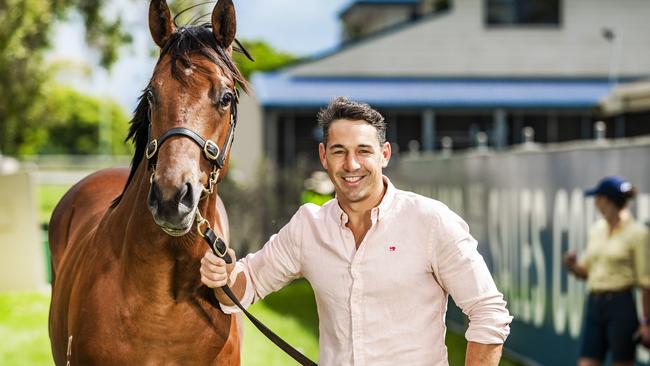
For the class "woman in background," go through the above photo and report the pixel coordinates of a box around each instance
[564,176,650,366]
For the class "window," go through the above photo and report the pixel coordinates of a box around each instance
[486,0,560,26]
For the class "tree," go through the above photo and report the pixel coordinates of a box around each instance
[20,84,131,155]
[0,0,298,156]
[232,39,299,80]
[0,0,131,155]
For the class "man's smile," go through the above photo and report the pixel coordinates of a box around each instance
[341,175,365,185]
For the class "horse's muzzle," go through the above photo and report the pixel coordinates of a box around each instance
[147,181,197,236]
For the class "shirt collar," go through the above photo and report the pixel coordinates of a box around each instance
[332,175,396,226]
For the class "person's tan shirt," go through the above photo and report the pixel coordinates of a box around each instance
[580,212,650,291]
[221,177,512,366]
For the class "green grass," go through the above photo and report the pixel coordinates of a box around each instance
[0,291,53,365]
[0,281,520,366]
[37,185,71,224]
[242,280,319,365]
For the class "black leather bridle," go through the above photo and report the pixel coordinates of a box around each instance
[144,88,317,366]
[145,89,239,196]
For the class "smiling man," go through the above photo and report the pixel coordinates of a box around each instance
[201,97,512,365]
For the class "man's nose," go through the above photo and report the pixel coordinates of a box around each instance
[344,153,361,171]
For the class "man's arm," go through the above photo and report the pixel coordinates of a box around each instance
[201,207,307,312]
[431,208,512,360]
[465,342,503,366]
[200,248,247,306]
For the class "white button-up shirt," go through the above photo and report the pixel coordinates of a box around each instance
[222,177,512,366]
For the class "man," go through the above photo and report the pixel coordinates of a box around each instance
[200,97,512,365]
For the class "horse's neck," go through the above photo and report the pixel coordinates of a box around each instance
[108,165,221,301]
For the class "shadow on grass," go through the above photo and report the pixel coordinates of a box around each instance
[260,279,319,337]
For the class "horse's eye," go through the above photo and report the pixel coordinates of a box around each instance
[220,92,233,108]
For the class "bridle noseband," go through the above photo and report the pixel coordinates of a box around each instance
[143,83,318,366]
[145,88,239,257]
[145,89,239,197]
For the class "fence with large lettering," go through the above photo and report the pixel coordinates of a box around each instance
[389,137,650,365]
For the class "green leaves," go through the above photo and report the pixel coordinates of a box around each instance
[0,0,132,155]
[20,84,132,155]
[233,39,299,80]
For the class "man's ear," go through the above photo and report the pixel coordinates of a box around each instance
[319,143,328,170]
[381,141,391,168]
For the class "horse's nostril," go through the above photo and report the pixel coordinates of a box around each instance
[177,182,194,208]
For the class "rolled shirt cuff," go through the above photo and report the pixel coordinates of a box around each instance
[461,293,513,344]
[218,262,255,314]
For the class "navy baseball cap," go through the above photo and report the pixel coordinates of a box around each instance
[584,176,632,199]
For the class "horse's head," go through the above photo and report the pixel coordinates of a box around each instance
[140,0,246,236]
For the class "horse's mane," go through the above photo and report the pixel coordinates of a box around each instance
[110,23,248,208]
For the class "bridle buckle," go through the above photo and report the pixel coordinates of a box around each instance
[203,140,220,161]
[146,139,158,160]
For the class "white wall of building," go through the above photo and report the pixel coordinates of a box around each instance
[290,0,650,78]
[0,172,47,291]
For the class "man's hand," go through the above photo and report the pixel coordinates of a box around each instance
[200,248,237,288]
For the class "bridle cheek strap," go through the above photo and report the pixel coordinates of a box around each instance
[144,95,238,198]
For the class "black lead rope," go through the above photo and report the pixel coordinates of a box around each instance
[202,227,318,366]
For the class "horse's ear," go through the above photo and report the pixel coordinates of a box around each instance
[211,0,236,50]
[149,0,176,48]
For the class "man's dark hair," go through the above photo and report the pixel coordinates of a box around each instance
[317,97,386,146]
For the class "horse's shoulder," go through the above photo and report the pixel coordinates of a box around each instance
[49,168,130,275]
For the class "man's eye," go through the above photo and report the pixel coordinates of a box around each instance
[332,150,345,155]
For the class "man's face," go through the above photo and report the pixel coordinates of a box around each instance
[318,119,391,206]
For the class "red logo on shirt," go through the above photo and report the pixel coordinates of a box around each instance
[388,245,397,252]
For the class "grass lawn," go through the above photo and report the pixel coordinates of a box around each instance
[0,281,519,366]
[0,291,53,365]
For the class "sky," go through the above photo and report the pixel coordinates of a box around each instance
[51,0,350,110]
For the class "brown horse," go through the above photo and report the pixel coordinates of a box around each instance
[48,0,248,364]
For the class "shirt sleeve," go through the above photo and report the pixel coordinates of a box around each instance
[431,206,513,344]
[633,225,650,288]
[219,207,305,314]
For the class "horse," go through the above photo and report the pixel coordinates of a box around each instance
[47,0,248,364]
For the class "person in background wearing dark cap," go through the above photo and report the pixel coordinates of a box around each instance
[564,176,650,366]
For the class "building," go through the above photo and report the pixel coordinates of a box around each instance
[232,0,650,179]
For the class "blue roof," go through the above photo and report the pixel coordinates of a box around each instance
[252,73,614,109]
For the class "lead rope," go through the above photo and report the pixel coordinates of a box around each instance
[190,100,317,366]
[195,209,318,366]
